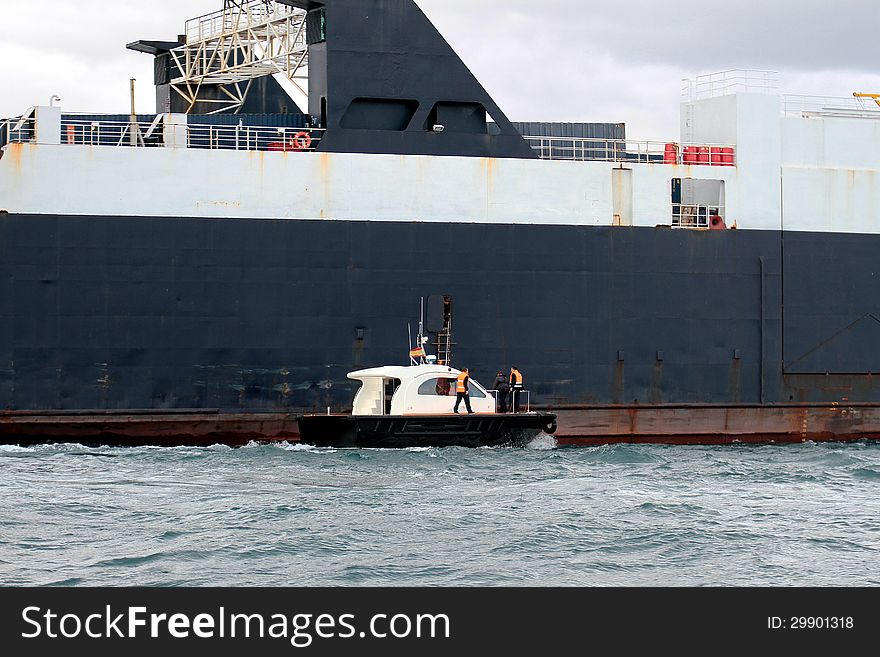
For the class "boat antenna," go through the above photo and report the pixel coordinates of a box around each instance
[418,296,426,365]
[407,299,430,365]
[418,297,425,347]
[408,322,415,365]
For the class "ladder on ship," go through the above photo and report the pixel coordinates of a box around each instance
[433,297,455,366]
[435,323,454,367]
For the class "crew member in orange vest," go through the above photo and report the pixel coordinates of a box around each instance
[454,368,474,414]
[510,366,524,413]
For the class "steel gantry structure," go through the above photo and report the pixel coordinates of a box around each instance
[168,0,310,114]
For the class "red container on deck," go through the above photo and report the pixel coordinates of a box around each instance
[267,141,287,152]
[721,147,735,165]
[683,146,699,165]
[664,143,679,164]
[697,146,710,165]
[709,147,724,166]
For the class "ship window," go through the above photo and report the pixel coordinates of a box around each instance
[416,377,487,398]
[671,178,726,228]
[426,102,488,134]
[340,98,419,131]
[418,378,456,397]
[468,383,487,399]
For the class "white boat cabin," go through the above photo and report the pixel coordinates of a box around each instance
[350,365,496,416]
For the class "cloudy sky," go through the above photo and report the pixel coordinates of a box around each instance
[1,0,878,139]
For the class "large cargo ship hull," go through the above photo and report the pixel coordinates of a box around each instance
[2,211,879,445]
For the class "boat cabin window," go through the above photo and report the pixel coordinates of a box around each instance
[417,377,487,398]
[418,377,456,397]
[467,383,487,399]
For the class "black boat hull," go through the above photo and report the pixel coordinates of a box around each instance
[297,413,558,448]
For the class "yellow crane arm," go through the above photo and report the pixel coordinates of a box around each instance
[853,93,880,108]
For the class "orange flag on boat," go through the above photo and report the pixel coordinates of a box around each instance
[410,346,426,358]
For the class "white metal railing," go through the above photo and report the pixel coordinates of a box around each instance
[524,136,736,166]
[61,118,164,148]
[682,70,779,101]
[510,390,531,413]
[1,114,36,146]
[672,204,726,229]
[782,94,880,118]
[487,389,532,413]
[186,123,323,151]
[46,118,324,153]
[185,0,296,44]
[11,113,745,165]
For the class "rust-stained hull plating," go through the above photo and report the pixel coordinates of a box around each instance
[0,411,300,448]
[3,404,880,448]
[553,404,880,446]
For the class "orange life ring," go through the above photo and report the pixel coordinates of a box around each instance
[290,131,312,151]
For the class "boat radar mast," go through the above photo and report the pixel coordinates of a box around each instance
[409,298,433,366]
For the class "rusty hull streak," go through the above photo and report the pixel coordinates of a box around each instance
[551,404,880,446]
[4,142,24,177]
[0,411,300,448]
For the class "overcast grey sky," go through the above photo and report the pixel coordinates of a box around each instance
[1,0,878,138]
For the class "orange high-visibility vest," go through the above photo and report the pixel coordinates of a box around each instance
[457,372,469,393]
[511,369,523,387]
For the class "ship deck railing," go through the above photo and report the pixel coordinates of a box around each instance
[0,114,36,150]
[3,112,739,165]
[682,69,779,101]
[782,94,880,119]
[2,115,326,154]
[488,389,531,413]
[184,0,300,45]
[524,136,737,166]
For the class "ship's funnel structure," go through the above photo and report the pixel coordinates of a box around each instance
[131,0,535,158]
[277,0,535,158]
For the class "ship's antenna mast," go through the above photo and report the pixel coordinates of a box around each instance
[408,298,430,366]
[418,296,425,363]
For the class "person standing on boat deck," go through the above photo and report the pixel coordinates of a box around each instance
[454,368,474,414]
[510,366,524,413]
[493,371,510,414]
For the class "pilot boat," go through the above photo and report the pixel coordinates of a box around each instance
[297,364,558,448]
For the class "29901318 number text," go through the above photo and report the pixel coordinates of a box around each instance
[767,617,854,630]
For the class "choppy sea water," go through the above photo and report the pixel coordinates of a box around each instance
[1,439,878,587]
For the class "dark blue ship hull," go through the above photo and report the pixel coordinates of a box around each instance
[2,211,880,443]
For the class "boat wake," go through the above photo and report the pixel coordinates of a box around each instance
[526,434,558,451]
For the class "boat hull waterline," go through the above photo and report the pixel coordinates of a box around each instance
[296,413,559,449]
